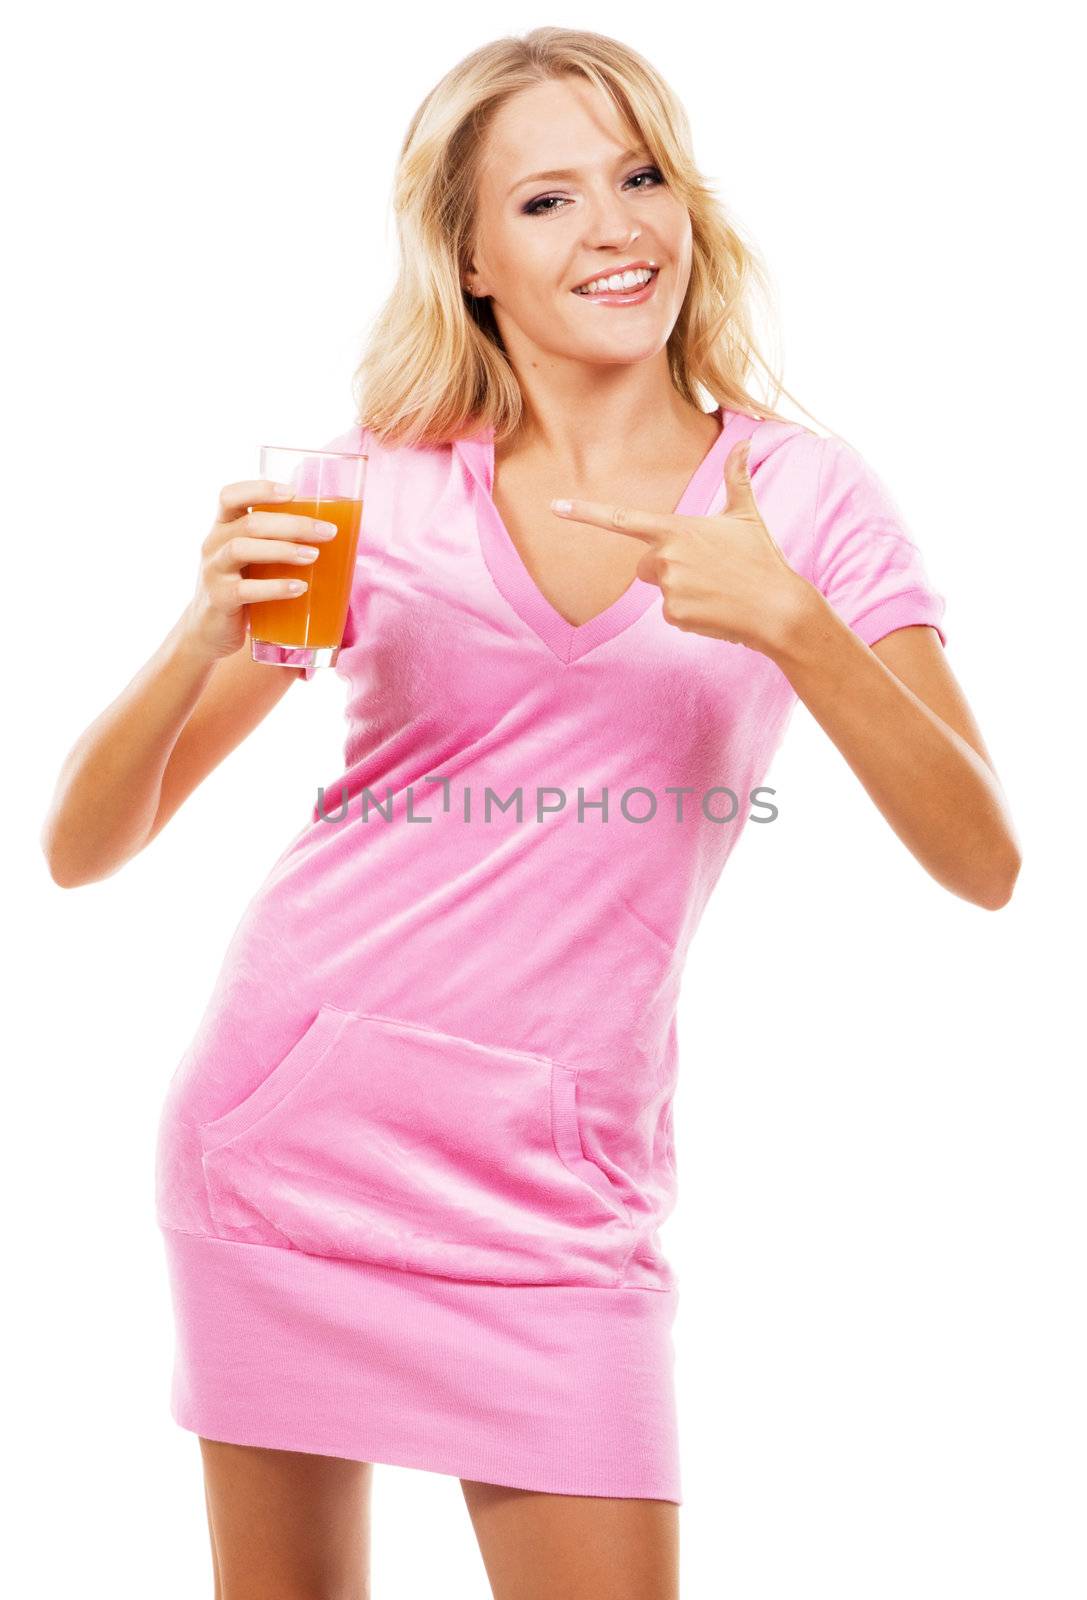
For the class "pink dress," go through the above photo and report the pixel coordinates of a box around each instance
[155,406,947,1503]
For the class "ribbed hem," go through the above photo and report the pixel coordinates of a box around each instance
[850,587,948,649]
[158,1227,682,1503]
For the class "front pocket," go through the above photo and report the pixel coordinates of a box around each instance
[197,1005,634,1286]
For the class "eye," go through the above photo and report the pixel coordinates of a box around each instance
[522,166,665,218]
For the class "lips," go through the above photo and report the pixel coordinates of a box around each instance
[571,268,660,305]
[571,261,658,294]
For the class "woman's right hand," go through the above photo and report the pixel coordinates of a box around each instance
[181,480,339,663]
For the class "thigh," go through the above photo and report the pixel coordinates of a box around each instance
[200,1437,373,1600]
[460,1478,679,1600]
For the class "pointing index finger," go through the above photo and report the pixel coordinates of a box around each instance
[549,497,671,544]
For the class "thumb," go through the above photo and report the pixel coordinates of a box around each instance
[722,439,757,515]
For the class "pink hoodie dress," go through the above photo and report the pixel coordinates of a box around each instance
[154,406,947,1503]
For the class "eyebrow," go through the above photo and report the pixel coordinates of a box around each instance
[507,146,652,198]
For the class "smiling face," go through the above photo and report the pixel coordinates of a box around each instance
[465,76,694,373]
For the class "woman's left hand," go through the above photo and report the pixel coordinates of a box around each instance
[550,440,815,653]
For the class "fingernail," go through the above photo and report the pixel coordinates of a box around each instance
[551,498,572,514]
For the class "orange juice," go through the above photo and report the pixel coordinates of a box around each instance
[245,495,363,649]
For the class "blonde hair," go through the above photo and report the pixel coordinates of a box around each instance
[352,26,823,449]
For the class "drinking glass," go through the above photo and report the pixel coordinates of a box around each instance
[245,444,367,671]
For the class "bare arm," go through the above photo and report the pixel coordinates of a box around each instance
[766,600,1021,909]
[41,473,338,887]
[143,632,307,850]
[41,610,305,887]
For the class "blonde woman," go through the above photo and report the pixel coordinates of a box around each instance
[43,26,1020,1600]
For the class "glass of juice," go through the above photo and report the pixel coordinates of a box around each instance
[245,444,367,671]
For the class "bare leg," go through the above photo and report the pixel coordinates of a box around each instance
[460,1478,679,1600]
[199,1437,373,1600]
[204,1476,222,1600]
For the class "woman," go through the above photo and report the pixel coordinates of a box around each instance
[42,26,1020,1600]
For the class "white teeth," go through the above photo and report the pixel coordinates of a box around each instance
[575,268,655,295]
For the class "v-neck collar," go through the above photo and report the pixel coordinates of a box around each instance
[454,404,741,665]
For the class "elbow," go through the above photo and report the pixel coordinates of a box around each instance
[41,815,94,889]
[41,792,78,887]
[42,836,85,890]
[40,817,69,887]
[46,862,89,890]
[976,845,1023,911]
[41,824,136,889]
[41,813,144,888]
[43,852,113,889]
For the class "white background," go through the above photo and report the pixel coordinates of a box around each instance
[8,2,1083,1595]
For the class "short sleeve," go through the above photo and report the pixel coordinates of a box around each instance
[285,423,371,681]
[809,436,947,648]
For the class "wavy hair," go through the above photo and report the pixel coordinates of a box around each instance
[351,27,822,448]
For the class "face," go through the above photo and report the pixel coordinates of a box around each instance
[465,77,694,373]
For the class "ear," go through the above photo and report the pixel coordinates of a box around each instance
[462,255,487,297]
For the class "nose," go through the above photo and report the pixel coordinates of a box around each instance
[581,191,640,250]
[589,226,640,253]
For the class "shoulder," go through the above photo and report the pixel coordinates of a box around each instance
[743,418,896,517]
[318,421,465,542]
[736,416,826,528]
[321,420,459,477]
[741,414,822,478]
[319,422,374,457]
[317,421,414,492]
